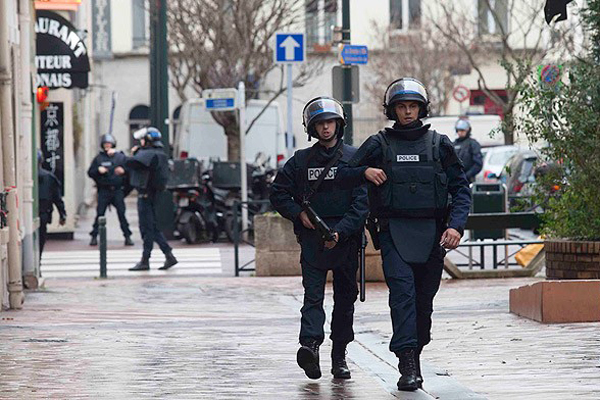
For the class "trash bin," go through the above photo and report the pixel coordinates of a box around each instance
[470,183,506,240]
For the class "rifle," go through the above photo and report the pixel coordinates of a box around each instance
[301,200,336,243]
[359,230,367,302]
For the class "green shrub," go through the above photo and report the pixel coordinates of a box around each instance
[517,0,600,240]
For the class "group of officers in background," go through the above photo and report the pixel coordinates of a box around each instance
[38,127,177,272]
[271,77,478,392]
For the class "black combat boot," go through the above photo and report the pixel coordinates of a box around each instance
[124,236,134,246]
[89,236,98,246]
[158,252,178,270]
[297,339,321,379]
[415,347,423,388]
[129,257,150,271]
[396,348,419,391]
[331,342,351,379]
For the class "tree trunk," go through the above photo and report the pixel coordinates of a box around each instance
[503,106,515,145]
[226,122,240,162]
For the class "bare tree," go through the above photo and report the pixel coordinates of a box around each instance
[429,0,578,144]
[367,22,462,116]
[168,0,323,160]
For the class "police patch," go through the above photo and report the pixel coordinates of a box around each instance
[308,167,337,181]
[396,155,420,162]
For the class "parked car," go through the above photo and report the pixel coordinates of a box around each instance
[476,145,520,182]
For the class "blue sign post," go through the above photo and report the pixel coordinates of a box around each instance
[203,88,238,111]
[340,45,368,65]
[274,33,305,63]
[274,33,305,158]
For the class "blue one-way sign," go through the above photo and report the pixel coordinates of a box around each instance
[274,33,305,63]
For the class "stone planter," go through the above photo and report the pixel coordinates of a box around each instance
[545,240,600,279]
[254,214,385,280]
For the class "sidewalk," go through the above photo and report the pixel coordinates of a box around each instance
[1,275,482,400]
[2,273,600,398]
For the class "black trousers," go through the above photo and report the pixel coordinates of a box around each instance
[90,188,132,238]
[39,212,50,257]
[299,252,359,347]
[138,194,172,260]
[379,231,444,353]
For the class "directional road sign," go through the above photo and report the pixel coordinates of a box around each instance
[274,33,305,63]
[339,45,368,65]
[203,88,238,111]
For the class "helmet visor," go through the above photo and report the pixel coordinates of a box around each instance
[386,79,428,105]
[304,98,345,128]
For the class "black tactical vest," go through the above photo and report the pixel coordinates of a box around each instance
[372,130,449,218]
[296,144,354,218]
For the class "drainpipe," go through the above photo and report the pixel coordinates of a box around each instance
[0,0,24,309]
[19,0,37,288]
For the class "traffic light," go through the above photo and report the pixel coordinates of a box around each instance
[36,86,49,110]
[544,0,574,24]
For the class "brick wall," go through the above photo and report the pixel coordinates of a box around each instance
[545,240,600,279]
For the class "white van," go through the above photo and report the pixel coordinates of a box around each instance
[175,98,287,167]
[423,114,504,147]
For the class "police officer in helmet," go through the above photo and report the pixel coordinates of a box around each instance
[127,127,178,271]
[453,119,483,183]
[336,78,471,391]
[88,133,134,246]
[37,150,66,258]
[270,97,368,380]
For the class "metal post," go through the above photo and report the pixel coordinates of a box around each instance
[233,201,240,276]
[150,0,169,154]
[99,216,107,278]
[238,82,249,236]
[341,0,353,145]
[286,63,294,157]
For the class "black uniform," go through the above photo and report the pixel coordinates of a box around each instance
[38,167,66,256]
[270,141,368,347]
[337,121,471,353]
[126,144,172,261]
[453,135,483,182]
[88,150,132,239]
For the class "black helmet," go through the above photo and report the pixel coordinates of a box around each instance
[133,126,163,146]
[383,77,430,120]
[302,97,346,140]
[100,133,116,148]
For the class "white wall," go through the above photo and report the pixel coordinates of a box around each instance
[110,0,133,54]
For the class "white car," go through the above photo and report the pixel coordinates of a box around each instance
[476,145,520,182]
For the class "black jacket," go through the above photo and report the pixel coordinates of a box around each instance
[270,142,369,270]
[88,150,128,189]
[453,136,483,181]
[336,122,472,236]
[38,167,66,221]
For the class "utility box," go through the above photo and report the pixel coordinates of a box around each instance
[471,183,506,240]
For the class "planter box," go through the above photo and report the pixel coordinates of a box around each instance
[254,214,384,280]
[510,280,600,323]
[545,240,600,279]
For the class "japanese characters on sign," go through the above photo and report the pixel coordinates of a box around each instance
[41,102,65,195]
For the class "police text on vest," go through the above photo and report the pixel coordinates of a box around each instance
[396,155,420,162]
[308,167,337,181]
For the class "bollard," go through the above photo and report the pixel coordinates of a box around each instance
[99,216,107,278]
[233,201,240,277]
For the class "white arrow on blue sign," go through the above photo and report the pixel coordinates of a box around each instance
[274,33,305,63]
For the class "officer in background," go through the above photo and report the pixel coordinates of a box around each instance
[453,119,483,183]
[126,127,178,271]
[88,133,134,246]
[336,78,471,391]
[38,151,66,258]
[270,97,368,381]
